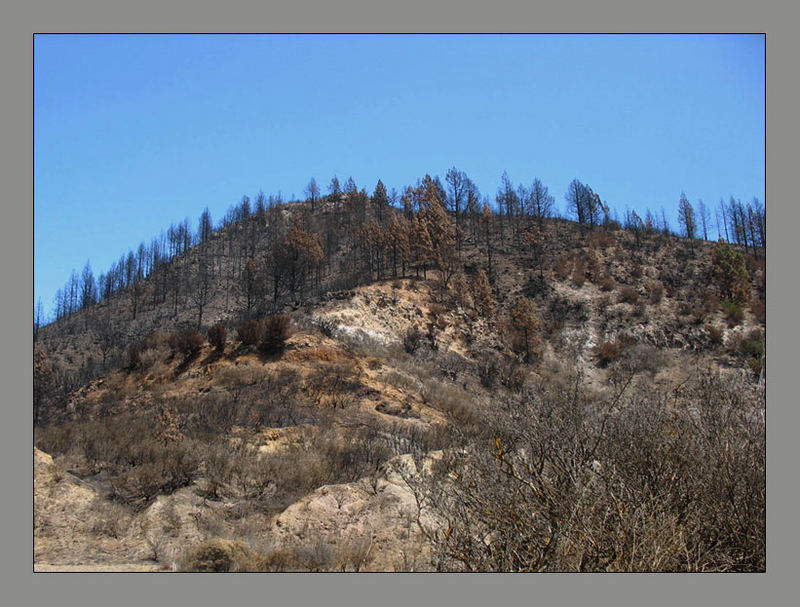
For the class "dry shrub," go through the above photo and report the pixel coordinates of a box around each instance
[207,323,227,353]
[403,327,424,354]
[421,377,481,430]
[259,548,302,572]
[316,316,338,338]
[590,230,615,248]
[751,298,766,325]
[708,324,724,346]
[618,286,639,304]
[545,295,588,333]
[333,539,374,572]
[202,440,274,500]
[690,304,708,325]
[39,409,201,508]
[502,362,528,393]
[647,282,664,304]
[422,372,765,572]
[571,258,586,287]
[677,300,692,317]
[169,328,204,359]
[237,319,264,347]
[138,348,167,372]
[128,332,171,370]
[110,440,200,509]
[89,497,131,538]
[585,249,601,281]
[597,341,622,366]
[179,539,267,572]
[599,276,616,292]
[613,344,664,377]
[478,352,501,388]
[555,255,572,280]
[428,303,447,318]
[260,314,292,355]
[306,362,361,410]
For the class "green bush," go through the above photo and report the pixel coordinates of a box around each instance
[712,242,750,304]
[722,299,745,326]
[740,330,765,360]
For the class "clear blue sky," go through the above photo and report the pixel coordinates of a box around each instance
[34,34,764,319]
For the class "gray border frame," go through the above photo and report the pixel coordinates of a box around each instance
[8,1,790,605]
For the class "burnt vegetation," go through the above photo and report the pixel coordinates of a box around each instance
[34,170,765,571]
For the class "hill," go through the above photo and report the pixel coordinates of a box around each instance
[34,187,766,571]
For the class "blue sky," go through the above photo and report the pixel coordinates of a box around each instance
[34,34,765,319]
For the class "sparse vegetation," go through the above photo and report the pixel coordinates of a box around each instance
[34,169,766,572]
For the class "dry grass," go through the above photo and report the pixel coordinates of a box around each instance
[284,346,351,363]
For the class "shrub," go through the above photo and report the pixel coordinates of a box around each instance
[127,342,144,370]
[648,282,664,304]
[237,319,264,347]
[690,304,708,325]
[424,371,765,572]
[620,344,664,376]
[207,323,227,353]
[618,286,639,304]
[110,440,200,509]
[508,297,542,363]
[428,303,447,318]
[599,276,616,292]
[170,328,204,359]
[712,242,750,304]
[472,270,494,318]
[739,330,765,360]
[545,295,588,333]
[708,325,724,346]
[747,356,764,377]
[571,258,586,287]
[555,256,572,280]
[478,355,501,388]
[259,314,292,355]
[751,298,766,325]
[403,327,424,354]
[722,300,745,327]
[179,539,265,572]
[677,300,692,317]
[597,341,622,366]
[590,230,615,248]
[127,332,171,370]
[316,317,338,338]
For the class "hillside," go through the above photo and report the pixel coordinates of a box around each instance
[34,190,766,572]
